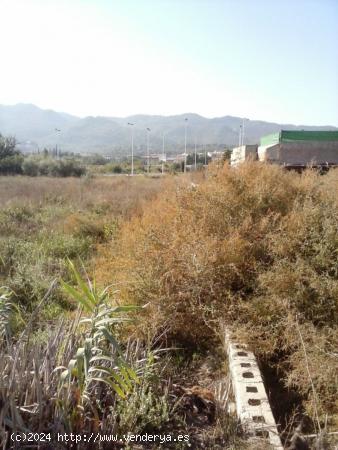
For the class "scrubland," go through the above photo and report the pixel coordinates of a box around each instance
[1,165,337,449]
[0,175,164,319]
[97,163,338,441]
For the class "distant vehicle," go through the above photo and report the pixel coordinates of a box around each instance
[231,130,338,170]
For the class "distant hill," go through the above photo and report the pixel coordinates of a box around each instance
[0,103,336,155]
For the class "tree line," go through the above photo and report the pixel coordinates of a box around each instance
[0,134,85,177]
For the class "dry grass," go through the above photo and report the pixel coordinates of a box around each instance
[0,175,168,313]
[98,162,338,428]
[0,175,166,218]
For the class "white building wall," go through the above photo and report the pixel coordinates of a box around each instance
[231,145,258,166]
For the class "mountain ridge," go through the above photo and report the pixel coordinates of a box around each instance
[0,103,336,155]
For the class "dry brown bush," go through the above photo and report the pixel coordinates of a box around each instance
[100,162,338,424]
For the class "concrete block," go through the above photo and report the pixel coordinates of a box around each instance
[226,339,283,450]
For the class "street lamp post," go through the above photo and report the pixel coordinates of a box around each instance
[55,128,61,159]
[146,127,151,174]
[241,118,247,147]
[184,117,188,173]
[239,118,248,147]
[194,137,197,171]
[162,132,165,175]
[128,122,135,176]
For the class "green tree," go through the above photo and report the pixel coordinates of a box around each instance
[0,134,18,159]
[112,164,123,174]
[0,134,23,175]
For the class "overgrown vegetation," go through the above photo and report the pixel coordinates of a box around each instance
[1,164,337,448]
[0,249,241,449]
[98,162,338,435]
[0,176,165,320]
[0,271,159,445]
[2,174,240,449]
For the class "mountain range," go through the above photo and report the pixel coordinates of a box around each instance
[0,103,336,156]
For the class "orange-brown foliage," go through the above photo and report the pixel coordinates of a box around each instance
[96,163,338,421]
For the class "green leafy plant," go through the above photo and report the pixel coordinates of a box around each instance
[115,351,171,434]
[60,260,140,403]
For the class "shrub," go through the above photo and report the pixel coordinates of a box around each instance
[0,236,63,309]
[56,159,86,177]
[62,212,118,242]
[0,154,23,175]
[22,156,86,177]
[108,162,338,421]
[38,157,56,175]
[41,231,92,258]
[112,164,123,173]
[22,157,40,176]
[0,229,91,312]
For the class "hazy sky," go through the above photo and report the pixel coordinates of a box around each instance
[1,0,337,125]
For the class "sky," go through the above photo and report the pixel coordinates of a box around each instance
[0,0,337,125]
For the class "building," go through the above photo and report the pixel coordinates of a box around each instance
[164,156,176,163]
[174,153,186,163]
[258,130,338,168]
[230,145,258,166]
[208,151,224,162]
[142,154,162,165]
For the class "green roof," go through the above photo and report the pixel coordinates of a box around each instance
[260,132,280,146]
[260,130,338,146]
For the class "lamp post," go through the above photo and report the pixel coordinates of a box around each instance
[146,127,151,174]
[194,137,197,171]
[184,117,188,173]
[241,118,248,147]
[239,118,248,147]
[55,128,61,159]
[127,122,135,176]
[162,132,165,175]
